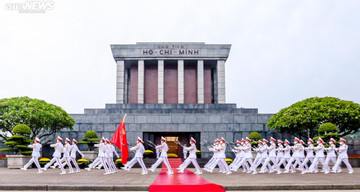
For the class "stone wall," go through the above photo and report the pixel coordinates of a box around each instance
[348,138,360,155]
[54,103,292,159]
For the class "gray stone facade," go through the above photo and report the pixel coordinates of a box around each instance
[58,104,291,158]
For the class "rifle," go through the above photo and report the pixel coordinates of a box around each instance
[173,141,185,148]
[122,143,135,153]
[147,140,157,148]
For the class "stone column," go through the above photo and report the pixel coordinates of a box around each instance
[116,60,125,103]
[178,60,184,104]
[217,60,226,103]
[158,60,164,104]
[138,60,144,104]
[197,60,204,104]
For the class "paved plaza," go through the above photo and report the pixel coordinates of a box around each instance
[0,168,359,191]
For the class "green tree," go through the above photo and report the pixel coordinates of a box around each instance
[267,97,360,138]
[1,124,33,155]
[0,97,75,141]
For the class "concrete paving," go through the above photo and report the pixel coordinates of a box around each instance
[0,168,359,191]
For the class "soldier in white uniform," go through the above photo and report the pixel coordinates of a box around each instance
[237,137,253,174]
[105,138,118,173]
[62,138,74,173]
[332,138,353,174]
[229,140,243,171]
[69,139,83,173]
[301,138,315,172]
[261,137,281,174]
[43,136,66,174]
[284,137,305,173]
[203,139,219,171]
[206,137,231,175]
[149,137,174,175]
[86,137,111,175]
[277,139,292,170]
[274,140,285,169]
[324,138,341,172]
[293,140,306,170]
[21,137,42,173]
[306,138,330,174]
[177,137,202,175]
[122,137,148,175]
[250,140,262,173]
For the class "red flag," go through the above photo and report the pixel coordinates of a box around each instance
[110,114,129,164]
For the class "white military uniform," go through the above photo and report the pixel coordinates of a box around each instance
[123,140,148,174]
[69,140,83,172]
[149,138,173,175]
[274,141,285,169]
[229,142,243,171]
[178,139,202,175]
[43,137,66,174]
[308,140,329,174]
[302,141,315,172]
[261,140,281,174]
[332,140,353,174]
[277,142,292,170]
[237,139,253,173]
[22,139,42,173]
[203,141,218,170]
[206,139,231,174]
[285,141,305,173]
[62,140,74,173]
[325,141,341,172]
[89,139,111,175]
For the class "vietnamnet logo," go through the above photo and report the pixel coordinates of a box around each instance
[5,1,54,13]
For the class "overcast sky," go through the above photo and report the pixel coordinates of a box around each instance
[1,0,359,114]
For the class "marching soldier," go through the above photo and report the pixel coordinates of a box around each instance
[275,140,285,169]
[122,137,148,175]
[62,138,74,173]
[325,138,341,173]
[302,138,315,172]
[261,137,281,174]
[203,139,219,171]
[284,137,305,173]
[177,137,202,175]
[332,138,353,174]
[235,137,253,173]
[306,138,330,174]
[21,137,42,173]
[43,136,66,175]
[70,139,83,173]
[149,137,174,175]
[105,138,119,173]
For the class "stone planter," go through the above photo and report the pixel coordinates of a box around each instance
[81,151,97,162]
[348,159,360,167]
[6,155,31,169]
[0,159,7,167]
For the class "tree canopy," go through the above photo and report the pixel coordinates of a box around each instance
[267,97,360,138]
[0,96,75,141]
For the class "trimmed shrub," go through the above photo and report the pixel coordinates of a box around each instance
[80,131,100,151]
[12,124,31,135]
[318,123,338,133]
[248,132,261,140]
[0,124,32,155]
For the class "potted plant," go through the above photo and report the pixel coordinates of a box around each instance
[143,150,154,158]
[78,131,100,161]
[77,158,89,169]
[115,158,124,168]
[0,155,7,167]
[0,124,33,168]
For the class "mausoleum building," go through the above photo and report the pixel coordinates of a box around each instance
[58,42,289,158]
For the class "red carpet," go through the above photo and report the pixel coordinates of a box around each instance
[149,158,225,192]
